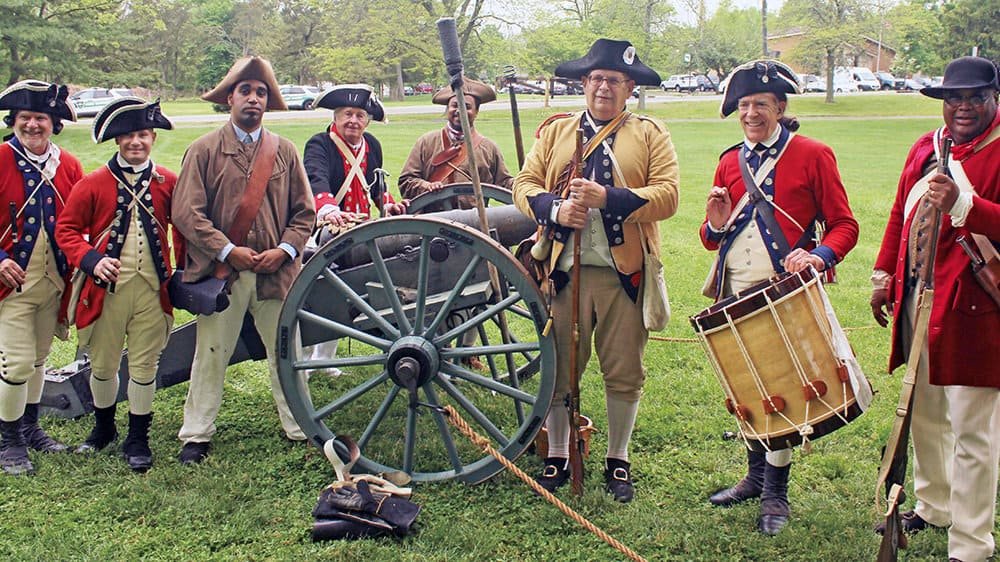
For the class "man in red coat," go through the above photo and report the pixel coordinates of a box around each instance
[56,97,178,473]
[871,56,1000,562]
[0,80,82,476]
[700,60,859,535]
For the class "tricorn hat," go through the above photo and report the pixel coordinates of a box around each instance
[720,59,800,117]
[554,39,661,87]
[201,56,287,111]
[0,80,76,122]
[921,56,1000,99]
[432,79,496,106]
[92,97,173,143]
[314,84,386,122]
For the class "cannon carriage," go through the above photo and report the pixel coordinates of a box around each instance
[41,184,557,484]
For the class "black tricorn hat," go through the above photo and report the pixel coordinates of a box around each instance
[921,56,1000,99]
[314,84,386,122]
[92,97,173,143]
[554,39,661,87]
[0,80,76,122]
[720,59,800,117]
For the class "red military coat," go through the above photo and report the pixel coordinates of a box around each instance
[55,164,181,329]
[874,129,1000,387]
[0,141,83,315]
[700,134,858,259]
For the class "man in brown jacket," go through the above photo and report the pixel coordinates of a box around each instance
[171,56,315,464]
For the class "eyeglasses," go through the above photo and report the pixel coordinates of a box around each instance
[586,74,628,88]
[943,92,995,108]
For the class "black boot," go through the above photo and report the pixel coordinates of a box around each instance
[21,403,68,452]
[121,413,153,473]
[709,449,764,507]
[0,417,34,476]
[74,405,118,454]
[758,461,791,535]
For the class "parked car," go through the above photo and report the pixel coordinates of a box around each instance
[661,74,698,92]
[69,87,134,117]
[403,86,415,96]
[799,74,826,93]
[901,76,931,91]
[876,71,904,90]
[414,83,434,94]
[553,79,584,95]
[695,74,717,92]
[279,85,321,110]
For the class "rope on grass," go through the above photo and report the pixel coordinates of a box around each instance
[438,404,647,562]
[648,324,878,345]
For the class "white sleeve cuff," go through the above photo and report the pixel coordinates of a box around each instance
[550,200,562,224]
[870,269,892,290]
[949,191,974,227]
[279,242,297,260]
[706,221,727,234]
[218,242,235,263]
[317,204,339,222]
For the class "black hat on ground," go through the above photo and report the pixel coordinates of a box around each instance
[314,84,386,122]
[921,56,1000,99]
[0,80,76,122]
[554,39,661,87]
[720,59,800,118]
[92,97,173,143]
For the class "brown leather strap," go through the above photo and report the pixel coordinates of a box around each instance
[214,130,278,279]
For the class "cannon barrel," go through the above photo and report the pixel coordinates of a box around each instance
[320,205,535,269]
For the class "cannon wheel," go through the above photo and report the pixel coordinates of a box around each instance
[406,182,512,214]
[277,216,555,484]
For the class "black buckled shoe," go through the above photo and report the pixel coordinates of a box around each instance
[535,457,570,493]
[604,458,634,503]
[874,510,939,536]
[178,441,210,465]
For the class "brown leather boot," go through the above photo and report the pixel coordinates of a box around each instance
[21,403,69,452]
[758,461,791,535]
[709,449,764,506]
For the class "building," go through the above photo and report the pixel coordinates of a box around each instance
[767,31,897,74]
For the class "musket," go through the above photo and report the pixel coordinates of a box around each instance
[875,136,952,562]
[567,127,586,496]
[9,202,20,293]
[503,65,526,169]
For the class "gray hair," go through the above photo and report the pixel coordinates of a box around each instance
[333,106,371,125]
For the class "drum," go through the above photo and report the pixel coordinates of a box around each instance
[690,269,867,451]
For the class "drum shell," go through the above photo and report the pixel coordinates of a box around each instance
[691,271,862,451]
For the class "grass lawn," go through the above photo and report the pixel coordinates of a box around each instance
[2,94,959,561]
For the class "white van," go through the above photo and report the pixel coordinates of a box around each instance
[848,67,880,91]
[832,70,859,93]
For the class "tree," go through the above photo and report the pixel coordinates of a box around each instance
[936,0,1000,61]
[780,0,872,102]
[880,0,944,77]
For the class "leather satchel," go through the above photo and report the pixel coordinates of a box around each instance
[170,131,278,315]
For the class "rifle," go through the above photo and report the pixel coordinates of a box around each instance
[369,168,388,217]
[567,127,586,496]
[875,136,952,562]
[503,65,526,170]
[9,202,20,293]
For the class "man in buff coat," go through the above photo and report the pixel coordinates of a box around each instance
[513,38,679,502]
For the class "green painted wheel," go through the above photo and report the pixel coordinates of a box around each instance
[406,182,512,214]
[277,216,555,483]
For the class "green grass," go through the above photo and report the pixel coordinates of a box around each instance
[4,94,957,561]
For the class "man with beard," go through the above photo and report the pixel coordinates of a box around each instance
[871,56,1000,562]
[171,56,315,464]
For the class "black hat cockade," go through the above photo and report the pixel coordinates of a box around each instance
[720,60,800,118]
[314,84,386,122]
[554,39,661,87]
[921,56,1000,99]
[0,80,77,123]
[92,97,173,144]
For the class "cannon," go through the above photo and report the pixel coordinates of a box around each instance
[42,185,557,485]
[279,199,556,484]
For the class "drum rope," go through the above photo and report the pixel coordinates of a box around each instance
[695,332,759,450]
[430,404,647,562]
[761,287,819,438]
[800,275,854,423]
[722,309,776,450]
